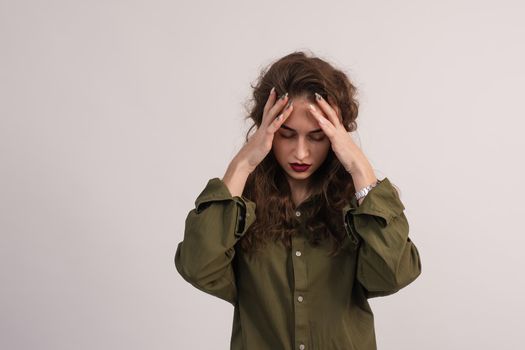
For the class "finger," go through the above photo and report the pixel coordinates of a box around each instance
[263,92,289,127]
[268,99,293,133]
[307,103,336,137]
[314,92,342,127]
[263,87,276,116]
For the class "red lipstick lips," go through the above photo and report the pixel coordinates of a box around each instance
[290,163,311,172]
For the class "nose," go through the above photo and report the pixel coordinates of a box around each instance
[294,136,309,161]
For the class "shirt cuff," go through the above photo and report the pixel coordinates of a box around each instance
[342,177,405,227]
[194,177,257,236]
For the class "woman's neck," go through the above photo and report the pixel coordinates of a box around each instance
[287,178,312,208]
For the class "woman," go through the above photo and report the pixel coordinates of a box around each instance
[175,51,422,350]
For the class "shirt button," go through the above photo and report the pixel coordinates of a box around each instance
[295,250,302,256]
[295,210,301,217]
[299,344,305,350]
[297,295,304,302]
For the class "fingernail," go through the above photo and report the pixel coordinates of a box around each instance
[308,104,316,111]
[285,99,293,109]
[315,92,322,100]
[270,87,275,95]
[279,92,288,100]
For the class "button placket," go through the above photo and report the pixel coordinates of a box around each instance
[291,228,308,350]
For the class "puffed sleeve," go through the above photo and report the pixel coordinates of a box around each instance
[342,177,422,298]
[174,177,256,306]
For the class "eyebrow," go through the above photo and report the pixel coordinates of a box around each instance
[280,124,323,133]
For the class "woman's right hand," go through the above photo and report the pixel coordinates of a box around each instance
[235,88,294,174]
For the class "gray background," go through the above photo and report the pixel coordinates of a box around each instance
[1,0,524,349]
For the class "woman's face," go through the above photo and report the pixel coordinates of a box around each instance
[272,95,331,186]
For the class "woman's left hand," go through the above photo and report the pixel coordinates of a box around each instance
[308,93,378,204]
[307,92,371,175]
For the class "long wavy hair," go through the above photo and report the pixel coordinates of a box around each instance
[238,50,362,257]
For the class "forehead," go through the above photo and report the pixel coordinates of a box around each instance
[282,96,323,132]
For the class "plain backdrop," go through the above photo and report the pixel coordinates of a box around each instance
[1,0,524,349]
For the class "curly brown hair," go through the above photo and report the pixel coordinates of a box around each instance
[239,50,361,257]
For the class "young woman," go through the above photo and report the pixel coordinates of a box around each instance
[175,51,422,350]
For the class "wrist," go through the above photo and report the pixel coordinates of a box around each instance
[230,156,253,176]
[223,159,252,198]
[348,161,375,180]
[350,164,377,195]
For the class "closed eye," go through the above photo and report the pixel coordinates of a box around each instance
[279,131,325,142]
[310,135,326,142]
[279,131,295,138]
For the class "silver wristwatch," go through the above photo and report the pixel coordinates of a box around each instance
[355,179,381,201]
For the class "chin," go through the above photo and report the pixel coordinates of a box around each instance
[285,169,312,180]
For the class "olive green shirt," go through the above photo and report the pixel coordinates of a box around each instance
[175,176,422,350]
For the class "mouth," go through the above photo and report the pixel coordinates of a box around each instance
[289,163,311,172]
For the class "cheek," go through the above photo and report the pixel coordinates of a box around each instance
[314,141,331,159]
[271,139,287,158]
